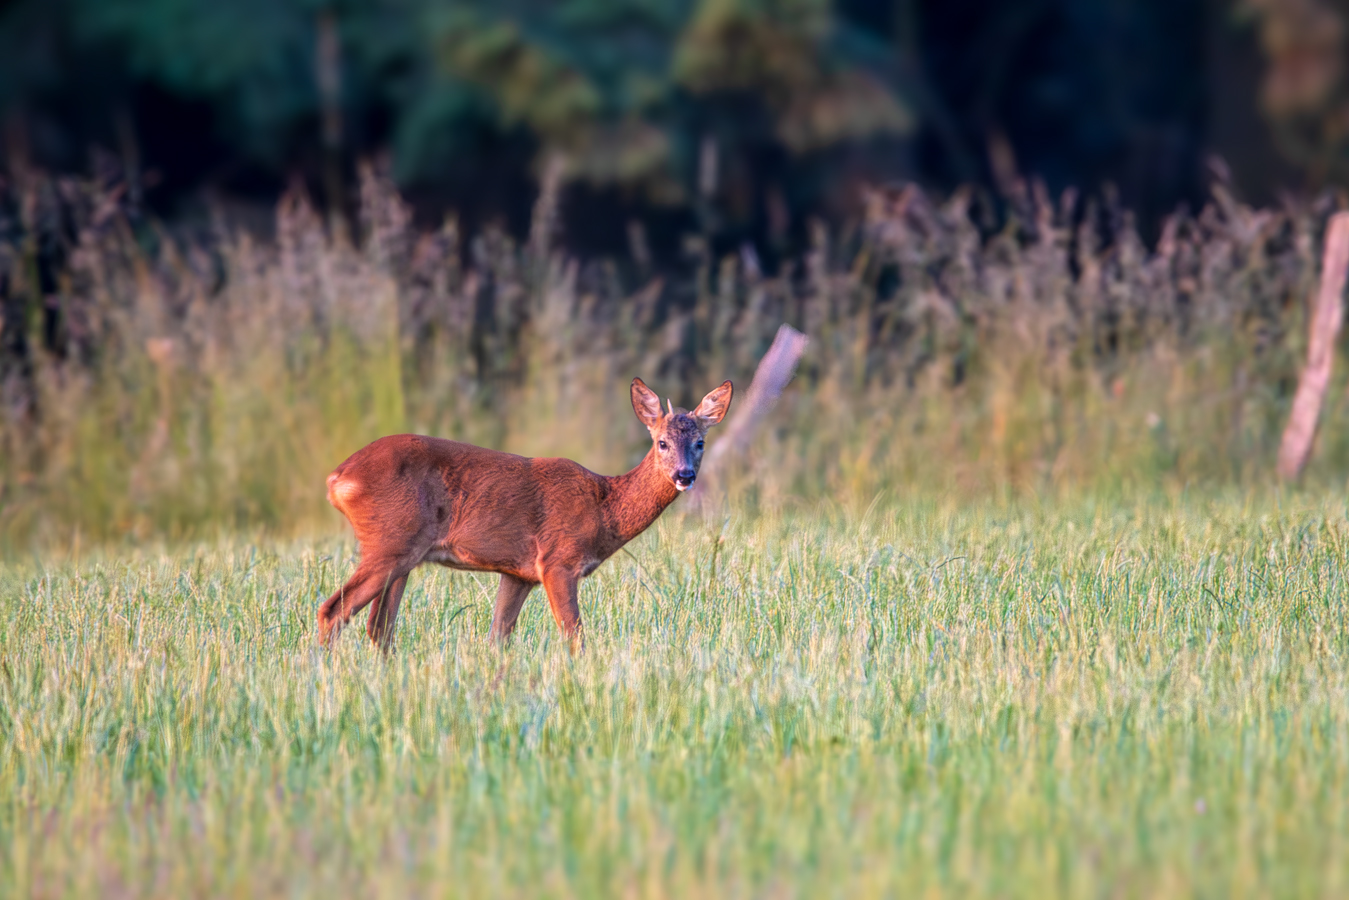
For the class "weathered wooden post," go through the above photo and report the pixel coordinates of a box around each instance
[689,323,809,513]
[1277,211,1349,481]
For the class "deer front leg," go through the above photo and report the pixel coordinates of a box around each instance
[490,573,535,644]
[540,569,584,653]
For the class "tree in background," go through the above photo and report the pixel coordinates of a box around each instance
[1241,0,1349,186]
[434,1,910,199]
[0,0,914,252]
[0,0,1313,249]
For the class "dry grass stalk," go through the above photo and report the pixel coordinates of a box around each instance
[0,163,1346,546]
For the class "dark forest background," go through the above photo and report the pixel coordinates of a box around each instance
[1,0,1340,260]
[10,0,1349,542]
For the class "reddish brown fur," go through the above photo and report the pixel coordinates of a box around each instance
[317,378,732,651]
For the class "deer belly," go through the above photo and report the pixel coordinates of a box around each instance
[425,541,527,576]
[424,546,470,568]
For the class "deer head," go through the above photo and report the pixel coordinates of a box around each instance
[630,378,733,491]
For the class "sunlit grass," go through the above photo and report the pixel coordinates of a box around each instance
[4,491,1349,896]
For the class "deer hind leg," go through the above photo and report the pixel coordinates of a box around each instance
[318,558,403,646]
[540,569,584,653]
[490,574,535,644]
[367,573,410,652]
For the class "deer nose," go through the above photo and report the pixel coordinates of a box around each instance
[674,468,696,490]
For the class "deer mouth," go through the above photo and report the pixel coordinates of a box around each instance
[673,474,696,491]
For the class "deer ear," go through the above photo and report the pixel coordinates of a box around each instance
[630,378,664,428]
[693,380,733,427]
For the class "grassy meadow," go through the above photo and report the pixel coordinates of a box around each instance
[4,492,1349,896]
[5,170,1349,895]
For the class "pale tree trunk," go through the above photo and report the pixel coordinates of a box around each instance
[1277,211,1349,481]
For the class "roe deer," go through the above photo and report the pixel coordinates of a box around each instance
[317,378,733,651]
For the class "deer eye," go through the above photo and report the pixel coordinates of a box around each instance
[658,441,667,450]
[696,441,704,450]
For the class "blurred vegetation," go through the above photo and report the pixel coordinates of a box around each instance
[432,0,910,198]
[5,1,1349,548]
[0,0,1272,248]
[0,155,1345,549]
[1243,0,1349,184]
[0,0,917,245]
[66,0,908,191]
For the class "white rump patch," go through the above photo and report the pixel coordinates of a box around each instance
[328,477,362,509]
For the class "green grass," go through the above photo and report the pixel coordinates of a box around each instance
[4,491,1349,897]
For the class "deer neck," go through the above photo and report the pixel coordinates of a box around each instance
[603,449,681,545]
